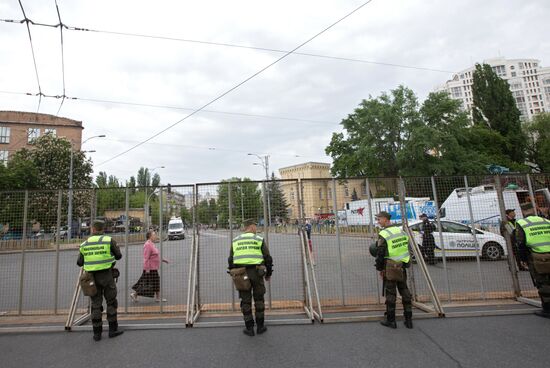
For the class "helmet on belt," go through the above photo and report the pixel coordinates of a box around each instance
[369,242,378,257]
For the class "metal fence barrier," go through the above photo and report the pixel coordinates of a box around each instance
[0,174,548,329]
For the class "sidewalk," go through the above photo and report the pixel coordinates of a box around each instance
[1,314,549,368]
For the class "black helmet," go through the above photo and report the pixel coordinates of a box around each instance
[369,242,378,257]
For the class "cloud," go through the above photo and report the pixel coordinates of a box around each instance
[1,0,549,185]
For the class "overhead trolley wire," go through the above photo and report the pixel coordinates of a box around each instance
[0,90,338,126]
[97,0,377,166]
[17,0,43,112]
[1,8,454,75]
[54,0,67,116]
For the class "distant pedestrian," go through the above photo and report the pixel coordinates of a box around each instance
[131,230,169,303]
[419,214,436,265]
[305,220,315,264]
[500,209,526,271]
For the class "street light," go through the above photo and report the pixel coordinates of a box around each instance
[68,135,105,241]
[145,166,165,230]
[248,153,272,227]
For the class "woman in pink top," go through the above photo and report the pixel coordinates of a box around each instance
[131,230,169,302]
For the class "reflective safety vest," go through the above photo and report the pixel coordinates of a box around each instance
[80,235,115,272]
[517,216,550,254]
[380,226,410,263]
[232,233,264,265]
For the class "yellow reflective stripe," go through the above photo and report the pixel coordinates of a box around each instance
[233,255,264,260]
[86,257,115,265]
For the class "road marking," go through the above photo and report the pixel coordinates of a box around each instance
[200,232,229,239]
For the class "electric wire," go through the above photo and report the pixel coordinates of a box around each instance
[97,0,377,166]
[17,0,43,112]
[54,0,67,116]
[1,11,454,75]
[0,90,338,126]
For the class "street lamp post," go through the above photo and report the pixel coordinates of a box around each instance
[145,166,165,230]
[248,153,272,227]
[67,135,105,241]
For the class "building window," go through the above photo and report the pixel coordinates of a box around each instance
[0,150,8,165]
[344,186,349,197]
[0,126,10,144]
[290,190,295,201]
[451,86,462,98]
[28,128,40,142]
[511,72,516,77]
[492,65,506,77]
[44,128,57,137]
[319,188,323,200]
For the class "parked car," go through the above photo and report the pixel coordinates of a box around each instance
[54,226,68,240]
[407,219,508,261]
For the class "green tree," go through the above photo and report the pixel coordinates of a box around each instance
[0,135,93,230]
[217,178,262,227]
[95,173,125,216]
[398,91,484,175]
[472,63,526,163]
[180,206,192,224]
[524,113,550,172]
[268,173,289,221]
[326,86,421,177]
[127,176,136,194]
[197,199,217,224]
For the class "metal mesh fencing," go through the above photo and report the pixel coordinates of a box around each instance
[1,174,548,323]
[300,178,383,309]
[192,179,308,317]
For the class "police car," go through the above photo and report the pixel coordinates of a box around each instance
[407,219,508,261]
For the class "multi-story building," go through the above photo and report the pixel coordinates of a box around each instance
[436,57,549,121]
[0,111,83,165]
[278,162,370,220]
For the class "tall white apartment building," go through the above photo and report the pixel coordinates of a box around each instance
[437,57,550,121]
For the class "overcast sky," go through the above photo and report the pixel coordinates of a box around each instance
[1,0,549,185]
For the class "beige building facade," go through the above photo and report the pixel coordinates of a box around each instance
[278,162,369,220]
[0,111,83,165]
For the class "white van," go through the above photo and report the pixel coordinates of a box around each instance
[440,185,550,227]
[168,217,185,240]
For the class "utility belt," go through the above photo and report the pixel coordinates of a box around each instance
[229,265,266,291]
[531,252,550,275]
[385,260,405,282]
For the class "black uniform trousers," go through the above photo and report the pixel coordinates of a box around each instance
[90,268,118,327]
[385,269,413,316]
[528,258,550,305]
[238,267,266,322]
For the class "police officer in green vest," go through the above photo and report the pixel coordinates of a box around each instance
[229,219,273,336]
[374,211,413,329]
[516,214,550,318]
[77,220,124,341]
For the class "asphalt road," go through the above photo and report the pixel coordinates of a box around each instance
[1,314,549,368]
[0,230,538,315]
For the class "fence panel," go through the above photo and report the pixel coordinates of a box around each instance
[194,179,307,317]
[0,191,25,315]
[401,177,444,308]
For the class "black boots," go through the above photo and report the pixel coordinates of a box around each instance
[534,303,550,319]
[243,320,255,336]
[92,325,102,341]
[108,322,124,338]
[404,311,413,329]
[256,318,267,335]
[380,312,397,329]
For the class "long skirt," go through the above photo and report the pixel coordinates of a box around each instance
[131,270,160,298]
